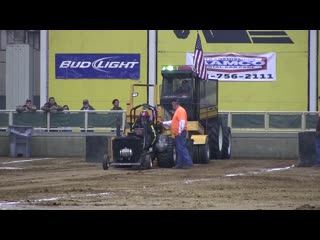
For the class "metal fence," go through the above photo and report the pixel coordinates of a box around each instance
[220,111,318,133]
[0,110,318,133]
[0,110,126,132]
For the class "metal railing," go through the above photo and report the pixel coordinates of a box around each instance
[0,110,126,133]
[0,110,318,133]
[220,111,318,133]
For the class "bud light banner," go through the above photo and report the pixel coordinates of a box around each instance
[56,54,140,79]
[186,52,276,81]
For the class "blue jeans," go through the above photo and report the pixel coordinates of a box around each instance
[175,131,193,167]
[315,135,320,164]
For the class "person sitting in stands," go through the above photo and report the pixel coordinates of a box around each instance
[111,99,123,110]
[16,99,37,113]
[41,97,64,112]
[80,99,95,132]
[80,99,95,110]
[63,105,70,111]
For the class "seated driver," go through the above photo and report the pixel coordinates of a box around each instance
[174,80,191,95]
[133,110,157,149]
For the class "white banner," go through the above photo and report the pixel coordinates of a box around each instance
[186,52,276,81]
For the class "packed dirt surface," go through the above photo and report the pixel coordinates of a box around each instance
[0,157,320,210]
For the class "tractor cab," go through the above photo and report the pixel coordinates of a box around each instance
[160,65,218,122]
[160,65,231,161]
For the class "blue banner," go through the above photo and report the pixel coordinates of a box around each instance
[55,54,140,79]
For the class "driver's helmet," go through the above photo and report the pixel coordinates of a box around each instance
[140,110,150,125]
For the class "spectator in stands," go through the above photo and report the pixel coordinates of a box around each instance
[41,97,64,112]
[63,105,70,111]
[110,99,123,134]
[80,99,95,110]
[80,99,95,132]
[61,105,72,132]
[16,99,37,113]
[111,99,123,110]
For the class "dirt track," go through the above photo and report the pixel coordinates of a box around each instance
[0,157,320,210]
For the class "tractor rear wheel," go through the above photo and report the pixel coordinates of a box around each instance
[207,117,223,159]
[192,145,200,164]
[221,126,231,159]
[199,137,210,164]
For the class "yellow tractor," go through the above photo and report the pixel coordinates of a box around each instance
[155,65,231,166]
[104,65,231,168]
[119,65,232,168]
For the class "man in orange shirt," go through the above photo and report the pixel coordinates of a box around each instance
[161,99,193,169]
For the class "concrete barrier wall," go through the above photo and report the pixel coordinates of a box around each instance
[0,133,85,157]
[231,133,299,159]
[0,132,300,159]
[32,136,85,157]
[0,134,9,155]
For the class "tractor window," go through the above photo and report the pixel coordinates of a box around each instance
[161,76,174,97]
[162,75,192,98]
[200,80,218,107]
[163,107,175,120]
[174,79,192,96]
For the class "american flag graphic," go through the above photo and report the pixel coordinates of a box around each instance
[193,33,208,80]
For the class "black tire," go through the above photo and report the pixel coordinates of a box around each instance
[221,126,231,159]
[186,138,194,161]
[199,137,210,164]
[157,137,176,168]
[102,154,110,170]
[192,145,200,164]
[207,117,223,159]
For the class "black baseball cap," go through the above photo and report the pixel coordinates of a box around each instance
[172,99,180,104]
